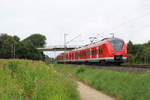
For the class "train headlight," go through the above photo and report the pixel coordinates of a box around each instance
[112,51,115,54]
[122,51,125,55]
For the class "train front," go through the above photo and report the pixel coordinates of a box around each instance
[107,38,127,63]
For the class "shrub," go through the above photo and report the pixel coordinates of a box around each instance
[0,60,79,100]
[55,64,150,100]
[76,66,86,74]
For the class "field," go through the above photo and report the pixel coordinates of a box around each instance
[0,60,79,100]
[55,64,150,100]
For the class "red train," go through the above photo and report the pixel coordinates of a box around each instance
[57,37,127,65]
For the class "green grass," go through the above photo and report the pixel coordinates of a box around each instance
[0,60,79,100]
[55,64,150,100]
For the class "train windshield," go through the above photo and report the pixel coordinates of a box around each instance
[109,38,124,52]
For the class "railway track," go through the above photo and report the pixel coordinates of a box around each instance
[70,64,150,73]
[120,64,150,68]
[90,64,150,69]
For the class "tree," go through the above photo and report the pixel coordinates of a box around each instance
[13,35,20,42]
[0,34,17,58]
[127,54,135,64]
[23,34,46,48]
[15,41,45,60]
[0,33,45,61]
[143,46,150,64]
[127,40,134,54]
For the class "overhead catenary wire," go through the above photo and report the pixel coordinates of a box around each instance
[105,1,150,34]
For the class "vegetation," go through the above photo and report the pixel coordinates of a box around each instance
[127,40,150,64]
[23,34,46,48]
[0,60,79,100]
[55,64,150,100]
[0,34,46,60]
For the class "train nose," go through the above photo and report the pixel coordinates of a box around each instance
[111,50,122,56]
[114,55,123,61]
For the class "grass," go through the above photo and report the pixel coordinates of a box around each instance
[55,64,150,100]
[0,59,79,100]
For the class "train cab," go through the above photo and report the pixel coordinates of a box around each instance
[106,38,127,63]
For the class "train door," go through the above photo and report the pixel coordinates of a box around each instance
[80,50,83,59]
[83,49,86,60]
[75,51,78,60]
[73,52,75,60]
[86,49,90,59]
[98,46,103,58]
[66,53,69,61]
[91,47,97,59]
[77,51,80,60]
[102,44,106,57]
[69,52,72,61]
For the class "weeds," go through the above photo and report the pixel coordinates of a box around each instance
[0,60,79,100]
[76,66,86,74]
[55,64,150,100]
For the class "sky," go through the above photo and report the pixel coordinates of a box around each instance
[0,0,150,47]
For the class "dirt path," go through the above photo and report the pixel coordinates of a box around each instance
[77,81,115,100]
[52,65,115,100]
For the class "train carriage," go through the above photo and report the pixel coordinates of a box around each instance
[57,37,127,65]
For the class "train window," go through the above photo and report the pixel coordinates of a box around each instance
[91,49,97,55]
[103,45,105,49]
[109,38,123,52]
[83,51,85,57]
[99,48,103,55]
[80,52,82,57]
[72,53,74,58]
[75,53,77,58]
[78,52,80,57]
[86,51,90,56]
[95,49,97,55]
[92,50,94,55]
[84,51,86,56]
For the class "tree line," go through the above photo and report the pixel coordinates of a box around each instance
[0,33,149,64]
[0,33,46,60]
[127,40,150,64]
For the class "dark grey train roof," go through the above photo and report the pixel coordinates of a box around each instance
[101,37,124,42]
[63,37,124,53]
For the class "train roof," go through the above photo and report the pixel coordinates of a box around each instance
[58,37,124,55]
[106,37,124,41]
[81,37,123,49]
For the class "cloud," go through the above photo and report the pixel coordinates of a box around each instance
[0,0,150,47]
[133,27,150,43]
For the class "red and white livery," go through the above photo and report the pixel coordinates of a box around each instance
[57,37,127,65]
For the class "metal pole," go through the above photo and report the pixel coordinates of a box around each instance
[12,44,13,58]
[14,42,15,59]
[110,33,114,38]
[64,34,68,63]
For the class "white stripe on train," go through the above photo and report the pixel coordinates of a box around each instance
[58,57,127,62]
